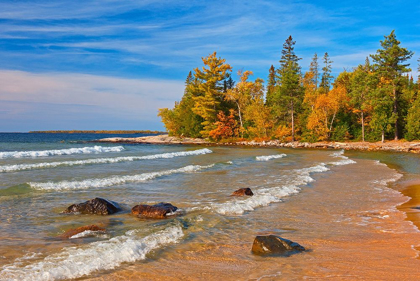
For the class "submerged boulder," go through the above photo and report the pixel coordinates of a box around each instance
[58,224,106,239]
[131,202,178,219]
[62,198,121,215]
[252,235,305,256]
[231,188,254,196]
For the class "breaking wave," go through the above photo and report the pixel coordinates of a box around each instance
[0,148,212,173]
[0,146,125,159]
[212,163,330,215]
[256,154,287,161]
[28,164,214,190]
[0,225,184,281]
[328,150,356,166]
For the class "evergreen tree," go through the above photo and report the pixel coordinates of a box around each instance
[275,35,303,141]
[223,75,235,92]
[320,52,333,94]
[418,58,420,87]
[190,52,232,138]
[266,65,276,106]
[158,71,203,137]
[348,58,377,141]
[406,94,420,140]
[370,30,414,140]
[309,53,319,90]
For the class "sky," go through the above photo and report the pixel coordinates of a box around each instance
[0,0,419,132]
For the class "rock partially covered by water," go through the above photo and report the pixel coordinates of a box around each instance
[252,235,305,256]
[231,188,254,196]
[63,198,121,215]
[58,224,106,239]
[132,202,178,219]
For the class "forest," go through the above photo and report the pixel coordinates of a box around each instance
[158,31,420,143]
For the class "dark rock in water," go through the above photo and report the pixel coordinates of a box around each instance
[58,224,106,239]
[252,235,305,256]
[63,198,121,215]
[231,188,254,196]
[131,202,178,219]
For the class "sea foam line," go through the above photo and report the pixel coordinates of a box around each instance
[0,148,213,173]
[28,164,214,190]
[328,150,356,166]
[256,154,287,161]
[212,163,330,215]
[0,225,184,281]
[0,146,125,159]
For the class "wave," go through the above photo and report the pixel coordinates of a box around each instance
[328,150,356,166]
[0,146,125,159]
[256,154,287,161]
[0,225,184,281]
[0,148,213,173]
[212,163,330,215]
[28,164,214,190]
[69,230,109,239]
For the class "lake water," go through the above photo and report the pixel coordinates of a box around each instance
[0,133,419,280]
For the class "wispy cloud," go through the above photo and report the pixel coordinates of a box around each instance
[0,0,419,130]
[0,70,184,131]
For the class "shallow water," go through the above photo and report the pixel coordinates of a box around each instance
[0,134,419,280]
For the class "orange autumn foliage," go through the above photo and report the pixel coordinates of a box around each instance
[209,110,239,141]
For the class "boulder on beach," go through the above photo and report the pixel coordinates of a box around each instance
[62,198,121,215]
[131,202,178,219]
[231,188,254,196]
[58,224,106,239]
[251,235,305,256]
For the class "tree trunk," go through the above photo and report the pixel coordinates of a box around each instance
[291,102,295,142]
[236,101,243,139]
[382,130,385,143]
[328,111,337,139]
[361,111,365,142]
[393,84,399,140]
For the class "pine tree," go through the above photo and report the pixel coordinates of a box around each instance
[275,35,303,141]
[190,52,232,138]
[348,58,377,141]
[417,58,420,87]
[266,65,276,106]
[370,30,414,140]
[320,52,333,94]
[309,53,319,90]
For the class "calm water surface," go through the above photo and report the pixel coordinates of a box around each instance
[0,133,419,280]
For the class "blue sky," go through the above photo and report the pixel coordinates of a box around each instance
[0,0,419,132]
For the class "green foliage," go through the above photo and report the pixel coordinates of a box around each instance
[370,30,414,140]
[159,31,419,144]
[320,52,333,94]
[406,96,420,141]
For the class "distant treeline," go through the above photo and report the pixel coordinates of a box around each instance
[29,130,163,134]
[159,31,420,143]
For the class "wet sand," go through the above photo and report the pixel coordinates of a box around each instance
[87,159,420,280]
[397,181,420,230]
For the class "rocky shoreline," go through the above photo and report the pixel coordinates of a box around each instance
[96,134,420,153]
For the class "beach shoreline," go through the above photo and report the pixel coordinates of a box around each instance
[96,134,420,153]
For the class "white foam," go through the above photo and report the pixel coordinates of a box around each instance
[374,160,388,167]
[213,163,330,215]
[29,164,214,190]
[328,150,356,166]
[69,230,108,239]
[0,146,124,159]
[0,225,184,281]
[372,173,403,186]
[256,154,287,161]
[0,148,212,173]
